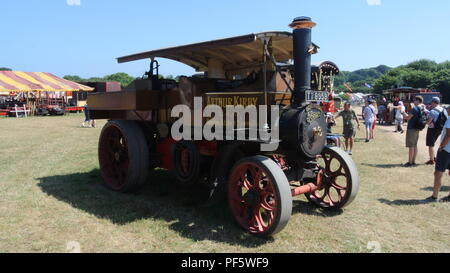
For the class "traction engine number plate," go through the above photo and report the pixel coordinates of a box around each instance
[305,90,329,103]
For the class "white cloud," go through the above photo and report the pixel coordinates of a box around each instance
[67,0,81,6]
[366,0,381,6]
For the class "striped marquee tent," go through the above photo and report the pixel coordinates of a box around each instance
[0,71,94,92]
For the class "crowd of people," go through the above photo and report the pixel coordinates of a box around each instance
[401,96,450,202]
[331,95,450,203]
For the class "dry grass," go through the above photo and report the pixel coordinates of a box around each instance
[0,112,449,253]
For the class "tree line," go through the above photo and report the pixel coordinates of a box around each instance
[64,59,449,99]
[62,73,181,89]
[63,73,137,89]
[334,65,391,93]
[5,58,450,102]
[335,59,450,101]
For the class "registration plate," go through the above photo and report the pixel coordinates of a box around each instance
[305,90,329,102]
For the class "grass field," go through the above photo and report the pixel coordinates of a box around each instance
[0,113,449,253]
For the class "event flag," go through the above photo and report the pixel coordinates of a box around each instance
[343,83,353,93]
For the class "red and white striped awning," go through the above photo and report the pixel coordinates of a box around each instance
[0,71,94,92]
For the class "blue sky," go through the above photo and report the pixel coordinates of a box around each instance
[1,0,449,78]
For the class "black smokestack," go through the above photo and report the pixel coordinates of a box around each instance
[289,16,316,107]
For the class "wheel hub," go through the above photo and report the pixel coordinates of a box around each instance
[243,188,260,206]
[321,171,333,186]
[243,188,261,220]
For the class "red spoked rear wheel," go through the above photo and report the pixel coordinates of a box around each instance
[98,120,150,193]
[228,156,292,236]
[99,125,129,190]
[305,146,359,209]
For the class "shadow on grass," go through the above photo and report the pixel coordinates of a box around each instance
[361,163,405,169]
[378,198,434,206]
[421,186,450,192]
[292,200,343,217]
[37,169,276,247]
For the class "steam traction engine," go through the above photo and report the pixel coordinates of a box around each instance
[88,17,359,236]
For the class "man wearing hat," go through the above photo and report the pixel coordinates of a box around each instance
[425,97,447,165]
[404,96,425,167]
[429,105,450,202]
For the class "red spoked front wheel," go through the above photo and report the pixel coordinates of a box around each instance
[305,146,359,209]
[228,156,292,236]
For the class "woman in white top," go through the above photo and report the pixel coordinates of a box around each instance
[394,101,406,133]
[363,99,376,142]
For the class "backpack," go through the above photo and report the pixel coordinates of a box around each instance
[434,108,447,131]
[414,106,428,131]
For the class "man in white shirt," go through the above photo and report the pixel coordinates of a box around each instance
[430,105,450,202]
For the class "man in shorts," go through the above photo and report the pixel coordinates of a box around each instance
[425,97,447,165]
[428,105,450,202]
[335,102,360,155]
[404,96,424,167]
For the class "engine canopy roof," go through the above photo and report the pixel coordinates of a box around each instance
[117,32,293,73]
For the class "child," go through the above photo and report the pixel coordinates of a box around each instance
[378,103,386,125]
[326,112,336,134]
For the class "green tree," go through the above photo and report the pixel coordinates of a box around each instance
[374,65,391,74]
[86,77,105,82]
[334,71,350,87]
[0,67,12,71]
[374,75,401,92]
[401,69,433,88]
[437,61,450,71]
[347,68,382,82]
[429,69,450,102]
[63,75,84,82]
[405,59,438,72]
[384,68,407,78]
[333,65,391,93]
[104,72,135,88]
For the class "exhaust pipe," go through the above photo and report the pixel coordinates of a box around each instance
[289,16,317,107]
[279,17,327,159]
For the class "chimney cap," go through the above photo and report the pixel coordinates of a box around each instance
[289,16,316,29]
[292,16,312,23]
